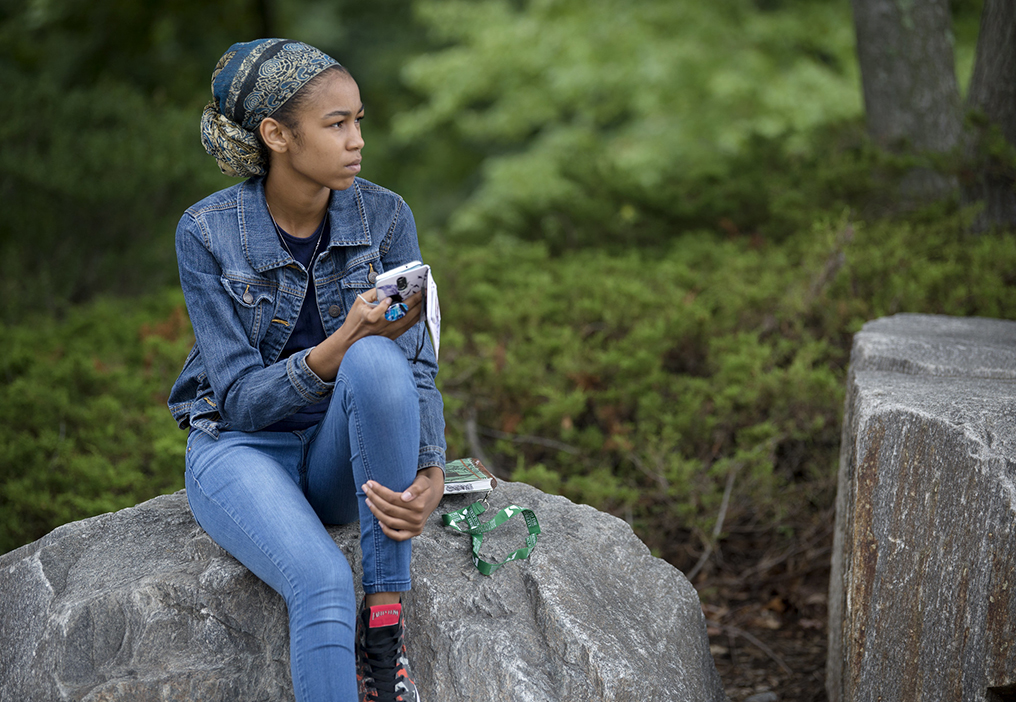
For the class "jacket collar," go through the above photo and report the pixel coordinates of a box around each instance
[238,177,372,273]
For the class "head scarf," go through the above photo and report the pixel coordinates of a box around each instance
[200,39,341,177]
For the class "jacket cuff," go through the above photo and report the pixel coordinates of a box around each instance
[418,446,446,475]
[286,348,335,403]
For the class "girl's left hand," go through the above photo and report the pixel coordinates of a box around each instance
[363,466,444,541]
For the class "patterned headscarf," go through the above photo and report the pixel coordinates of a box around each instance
[200,39,341,177]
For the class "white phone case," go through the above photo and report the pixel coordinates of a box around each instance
[375,260,428,302]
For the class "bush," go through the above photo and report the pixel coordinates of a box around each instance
[397,0,862,250]
[429,208,1016,566]
[0,291,192,553]
[0,63,234,322]
[3,201,1013,564]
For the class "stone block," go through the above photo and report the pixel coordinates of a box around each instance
[828,314,1016,702]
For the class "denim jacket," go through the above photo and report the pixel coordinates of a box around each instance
[167,176,446,472]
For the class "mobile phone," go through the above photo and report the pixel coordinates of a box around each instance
[374,261,429,303]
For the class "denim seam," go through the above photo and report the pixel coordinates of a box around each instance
[418,445,446,471]
[363,579,412,595]
[337,252,381,278]
[338,370,399,593]
[353,180,371,244]
[168,400,191,415]
[186,203,236,249]
[220,272,280,289]
[251,296,263,344]
[193,216,213,250]
[379,197,403,259]
[186,198,238,218]
[298,349,334,394]
[186,469,312,701]
[344,387,385,590]
[286,357,316,402]
[297,429,311,494]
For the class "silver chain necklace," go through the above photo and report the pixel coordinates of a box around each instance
[267,202,326,268]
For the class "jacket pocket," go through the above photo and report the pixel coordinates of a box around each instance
[221,275,277,344]
[339,254,380,291]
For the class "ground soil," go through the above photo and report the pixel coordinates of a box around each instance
[688,515,834,702]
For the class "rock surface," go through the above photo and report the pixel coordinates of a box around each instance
[0,481,725,702]
[828,314,1016,702]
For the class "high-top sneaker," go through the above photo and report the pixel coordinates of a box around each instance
[356,599,421,702]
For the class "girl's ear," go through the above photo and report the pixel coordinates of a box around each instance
[259,118,291,154]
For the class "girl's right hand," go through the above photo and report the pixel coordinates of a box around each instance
[306,287,423,381]
[344,288,422,344]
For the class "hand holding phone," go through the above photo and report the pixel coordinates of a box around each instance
[372,260,441,360]
[374,261,429,303]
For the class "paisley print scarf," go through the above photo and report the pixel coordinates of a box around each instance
[200,39,340,177]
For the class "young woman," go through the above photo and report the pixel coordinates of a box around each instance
[167,39,445,702]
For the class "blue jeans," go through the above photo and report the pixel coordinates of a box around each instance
[184,337,420,702]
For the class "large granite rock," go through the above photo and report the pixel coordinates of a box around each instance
[0,481,725,701]
[828,314,1016,702]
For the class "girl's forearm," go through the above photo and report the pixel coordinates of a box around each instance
[306,325,354,381]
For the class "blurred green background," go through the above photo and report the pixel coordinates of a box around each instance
[1,0,1012,578]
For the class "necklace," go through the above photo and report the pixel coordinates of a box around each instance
[267,202,326,269]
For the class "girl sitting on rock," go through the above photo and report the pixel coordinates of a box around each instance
[167,38,445,702]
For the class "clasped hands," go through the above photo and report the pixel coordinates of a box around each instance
[363,465,444,541]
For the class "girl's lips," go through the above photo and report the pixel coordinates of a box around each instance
[347,161,362,173]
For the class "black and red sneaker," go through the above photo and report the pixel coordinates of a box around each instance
[356,599,421,702]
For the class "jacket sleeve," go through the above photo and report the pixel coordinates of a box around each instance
[176,212,334,432]
[379,201,447,473]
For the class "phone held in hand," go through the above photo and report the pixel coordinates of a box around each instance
[374,261,429,303]
[374,260,442,361]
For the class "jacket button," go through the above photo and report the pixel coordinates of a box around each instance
[242,292,254,304]
[367,264,378,284]
[328,304,341,318]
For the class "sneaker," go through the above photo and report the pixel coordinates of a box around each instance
[356,599,421,702]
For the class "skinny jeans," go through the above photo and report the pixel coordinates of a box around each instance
[184,336,419,702]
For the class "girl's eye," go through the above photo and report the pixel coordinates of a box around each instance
[331,116,363,128]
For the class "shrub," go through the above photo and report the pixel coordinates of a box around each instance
[429,208,1016,566]
[0,291,191,553]
[3,206,1013,567]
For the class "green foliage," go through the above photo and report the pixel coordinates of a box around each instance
[0,1,247,322]
[0,291,191,554]
[1,0,1008,575]
[429,207,1016,563]
[398,0,862,249]
[0,63,234,320]
[952,0,984,94]
[0,0,262,101]
[830,212,1016,320]
[3,200,1011,558]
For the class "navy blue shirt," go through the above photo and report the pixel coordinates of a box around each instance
[264,214,331,431]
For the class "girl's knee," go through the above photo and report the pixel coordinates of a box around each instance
[339,337,417,405]
[344,336,406,371]
[288,550,355,601]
